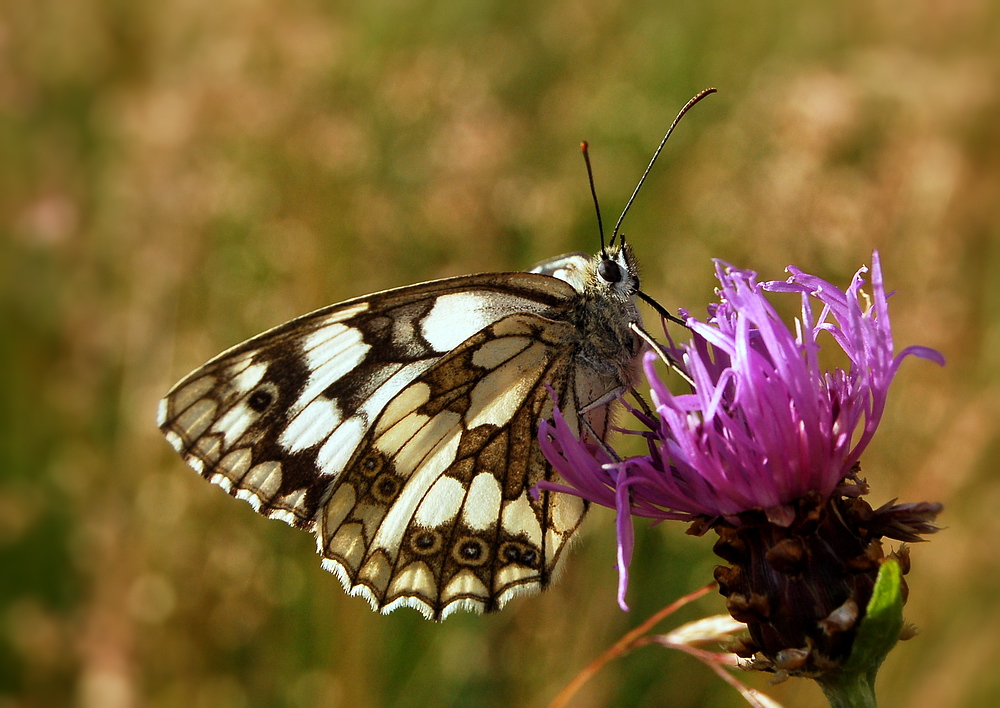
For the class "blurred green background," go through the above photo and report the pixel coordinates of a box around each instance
[2,0,997,706]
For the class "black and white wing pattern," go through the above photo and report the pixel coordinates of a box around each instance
[158,245,644,620]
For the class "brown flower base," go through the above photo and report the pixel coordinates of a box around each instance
[694,469,941,678]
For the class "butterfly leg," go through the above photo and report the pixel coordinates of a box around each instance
[579,385,628,415]
[622,388,665,448]
[629,388,655,418]
[629,322,693,386]
[577,385,629,461]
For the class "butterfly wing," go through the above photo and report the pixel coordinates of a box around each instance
[317,311,590,619]
[158,273,596,619]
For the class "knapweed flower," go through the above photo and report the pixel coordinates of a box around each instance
[539,252,943,679]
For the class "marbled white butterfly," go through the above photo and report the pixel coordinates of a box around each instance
[157,90,714,620]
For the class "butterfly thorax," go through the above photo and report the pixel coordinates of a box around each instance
[533,243,643,388]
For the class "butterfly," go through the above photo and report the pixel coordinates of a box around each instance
[157,90,714,620]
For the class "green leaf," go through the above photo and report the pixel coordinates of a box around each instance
[818,560,905,708]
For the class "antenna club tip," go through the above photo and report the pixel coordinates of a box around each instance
[580,141,589,152]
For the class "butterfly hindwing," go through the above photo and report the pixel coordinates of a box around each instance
[316,311,589,618]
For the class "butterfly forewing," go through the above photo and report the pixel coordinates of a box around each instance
[159,248,641,619]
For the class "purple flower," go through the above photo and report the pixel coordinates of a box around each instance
[539,252,944,612]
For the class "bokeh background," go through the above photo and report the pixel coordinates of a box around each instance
[2,1,997,706]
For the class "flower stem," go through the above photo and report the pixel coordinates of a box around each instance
[818,672,878,708]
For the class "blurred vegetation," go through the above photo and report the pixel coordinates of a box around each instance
[2,0,998,706]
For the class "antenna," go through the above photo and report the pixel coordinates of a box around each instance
[580,141,607,256]
[609,87,717,248]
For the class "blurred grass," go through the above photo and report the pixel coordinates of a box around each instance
[2,0,998,706]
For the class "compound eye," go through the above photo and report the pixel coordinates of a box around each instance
[598,258,622,284]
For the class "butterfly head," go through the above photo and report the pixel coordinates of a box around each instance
[530,240,640,301]
[592,240,640,301]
